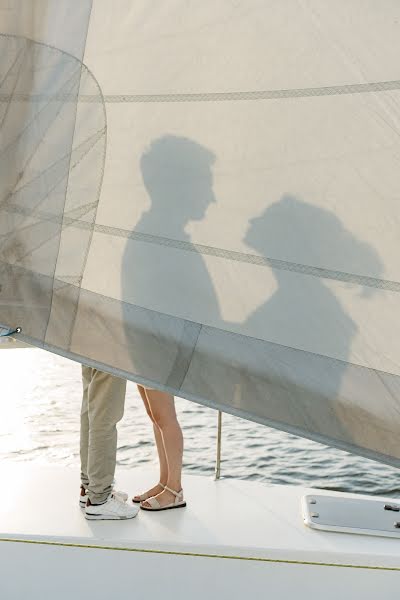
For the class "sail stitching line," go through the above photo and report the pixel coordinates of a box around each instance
[2,79,400,103]
[0,205,397,292]
[113,229,400,292]
[3,261,400,380]
[76,223,400,292]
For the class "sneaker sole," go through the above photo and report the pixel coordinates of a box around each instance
[85,512,138,520]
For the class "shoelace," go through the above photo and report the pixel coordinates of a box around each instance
[111,490,128,503]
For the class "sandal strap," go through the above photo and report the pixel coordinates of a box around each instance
[142,496,160,509]
[134,483,166,501]
[164,485,183,498]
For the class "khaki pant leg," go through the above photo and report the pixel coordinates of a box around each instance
[80,365,92,488]
[86,369,126,504]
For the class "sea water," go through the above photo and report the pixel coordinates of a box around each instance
[1,348,399,495]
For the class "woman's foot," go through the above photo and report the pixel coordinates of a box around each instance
[132,483,165,504]
[141,486,184,510]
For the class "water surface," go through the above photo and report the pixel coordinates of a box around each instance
[0,348,398,496]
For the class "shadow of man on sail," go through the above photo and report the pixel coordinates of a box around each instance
[231,194,385,450]
[121,135,221,390]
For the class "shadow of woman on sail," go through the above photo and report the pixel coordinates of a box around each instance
[235,193,385,455]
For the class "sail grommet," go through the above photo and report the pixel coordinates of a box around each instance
[0,326,22,337]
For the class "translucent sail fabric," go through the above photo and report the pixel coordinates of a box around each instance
[1,1,400,467]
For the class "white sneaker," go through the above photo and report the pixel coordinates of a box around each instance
[85,493,139,520]
[79,488,128,508]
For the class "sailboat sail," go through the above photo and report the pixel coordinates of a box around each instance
[1,0,400,467]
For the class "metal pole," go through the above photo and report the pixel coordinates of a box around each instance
[215,410,222,480]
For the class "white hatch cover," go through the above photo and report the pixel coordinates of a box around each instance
[303,495,400,539]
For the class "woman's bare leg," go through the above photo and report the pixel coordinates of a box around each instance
[133,385,168,500]
[141,388,183,508]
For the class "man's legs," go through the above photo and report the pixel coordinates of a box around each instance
[80,366,91,491]
[80,366,126,504]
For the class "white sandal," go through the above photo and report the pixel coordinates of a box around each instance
[132,483,165,504]
[140,485,186,511]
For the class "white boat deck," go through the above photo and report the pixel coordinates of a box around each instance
[1,463,399,569]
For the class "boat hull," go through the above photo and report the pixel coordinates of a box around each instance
[0,465,399,598]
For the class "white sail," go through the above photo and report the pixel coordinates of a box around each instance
[1,0,400,466]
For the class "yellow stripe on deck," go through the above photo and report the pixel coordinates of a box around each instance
[0,537,399,572]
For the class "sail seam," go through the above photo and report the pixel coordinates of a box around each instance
[2,261,400,379]
[2,79,400,103]
[78,224,400,292]
[1,201,397,292]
